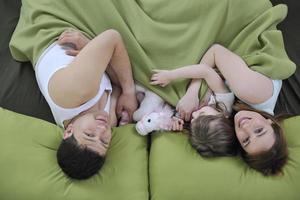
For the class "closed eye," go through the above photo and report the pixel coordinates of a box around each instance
[254,128,263,134]
[84,132,94,137]
[99,138,108,144]
[242,137,250,147]
[100,139,109,147]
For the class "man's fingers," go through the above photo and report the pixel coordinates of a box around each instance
[58,32,73,42]
[126,110,134,122]
[58,36,74,45]
[65,50,79,56]
[116,104,123,117]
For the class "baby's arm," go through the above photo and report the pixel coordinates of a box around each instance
[151,63,229,94]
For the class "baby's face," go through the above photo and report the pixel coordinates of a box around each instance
[191,106,220,123]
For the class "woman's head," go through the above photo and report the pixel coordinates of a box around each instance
[57,110,112,179]
[233,103,288,176]
[234,110,275,154]
[189,105,238,157]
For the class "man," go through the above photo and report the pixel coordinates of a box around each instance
[35,28,138,179]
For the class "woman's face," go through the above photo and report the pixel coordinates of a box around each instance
[234,110,275,155]
[191,106,220,123]
[64,111,112,156]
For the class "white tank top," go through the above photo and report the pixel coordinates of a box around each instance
[35,42,112,128]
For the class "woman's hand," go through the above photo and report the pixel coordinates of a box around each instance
[150,69,173,87]
[58,28,91,56]
[176,92,199,121]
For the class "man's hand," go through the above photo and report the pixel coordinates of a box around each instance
[116,91,138,122]
[150,69,173,87]
[58,28,90,56]
[176,92,199,121]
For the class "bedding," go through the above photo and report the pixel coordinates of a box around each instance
[9,0,296,107]
[0,108,149,200]
[0,0,300,199]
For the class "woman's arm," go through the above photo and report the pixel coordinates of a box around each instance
[199,44,273,104]
[176,79,201,121]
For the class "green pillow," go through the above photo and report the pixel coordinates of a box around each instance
[0,108,148,200]
[149,116,300,200]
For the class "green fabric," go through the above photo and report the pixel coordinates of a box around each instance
[0,108,148,200]
[149,116,300,200]
[9,0,296,106]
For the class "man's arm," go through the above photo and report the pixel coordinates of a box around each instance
[102,33,137,120]
[49,29,137,118]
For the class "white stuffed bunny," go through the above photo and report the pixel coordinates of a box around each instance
[133,84,165,122]
[135,103,175,135]
[133,84,179,136]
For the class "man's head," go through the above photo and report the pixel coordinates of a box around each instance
[57,111,112,179]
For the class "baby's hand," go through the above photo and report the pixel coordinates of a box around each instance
[170,117,184,132]
[150,69,172,87]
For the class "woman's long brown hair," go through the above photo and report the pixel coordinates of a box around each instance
[233,101,289,176]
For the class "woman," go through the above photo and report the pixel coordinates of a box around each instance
[151,44,288,175]
[35,28,138,179]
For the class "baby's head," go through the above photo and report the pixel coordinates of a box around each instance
[189,105,238,157]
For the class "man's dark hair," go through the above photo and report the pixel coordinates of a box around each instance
[57,135,105,180]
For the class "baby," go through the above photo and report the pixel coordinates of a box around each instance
[150,47,239,157]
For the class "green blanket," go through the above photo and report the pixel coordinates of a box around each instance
[10,0,296,106]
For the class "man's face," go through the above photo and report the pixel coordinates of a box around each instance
[64,111,112,156]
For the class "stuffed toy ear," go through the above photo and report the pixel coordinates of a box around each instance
[133,85,165,121]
